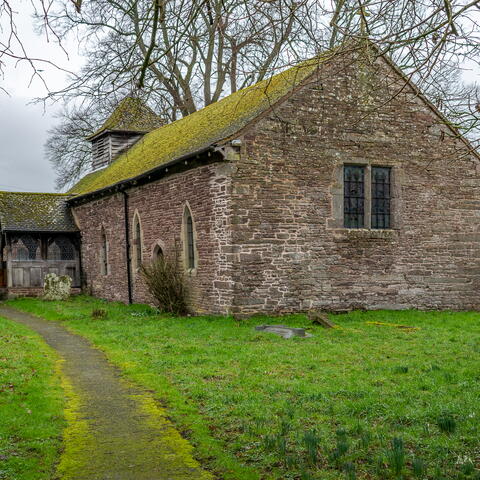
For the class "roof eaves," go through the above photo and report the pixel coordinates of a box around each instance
[2,227,79,233]
[68,144,219,205]
[86,128,150,142]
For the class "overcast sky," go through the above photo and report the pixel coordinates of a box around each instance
[1,2,480,194]
[0,2,82,193]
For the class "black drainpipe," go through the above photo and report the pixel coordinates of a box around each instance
[76,232,84,290]
[123,191,133,304]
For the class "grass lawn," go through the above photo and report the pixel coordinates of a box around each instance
[7,296,480,480]
[0,315,64,480]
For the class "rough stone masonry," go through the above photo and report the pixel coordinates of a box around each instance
[72,51,480,315]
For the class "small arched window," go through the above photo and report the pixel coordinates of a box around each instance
[153,244,163,261]
[184,207,196,270]
[48,242,62,260]
[133,215,142,270]
[15,247,29,261]
[100,229,108,275]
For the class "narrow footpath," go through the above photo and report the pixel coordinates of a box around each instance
[0,306,213,480]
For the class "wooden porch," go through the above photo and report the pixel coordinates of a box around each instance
[2,233,81,290]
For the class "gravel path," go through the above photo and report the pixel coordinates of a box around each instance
[0,306,213,480]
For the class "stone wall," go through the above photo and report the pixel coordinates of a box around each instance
[7,287,81,298]
[72,162,234,313]
[73,192,130,303]
[227,52,480,314]
[73,50,480,315]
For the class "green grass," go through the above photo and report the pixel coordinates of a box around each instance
[7,296,480,480]
[0,316,64,480]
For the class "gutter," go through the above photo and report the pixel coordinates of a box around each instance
[123,191,133,305]
[68,145,221,206]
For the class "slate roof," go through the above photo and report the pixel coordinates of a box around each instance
[69,51,336,197]
[87,96,164,141]
[0,192,78,232]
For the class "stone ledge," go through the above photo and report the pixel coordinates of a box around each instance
[330,228,399,241]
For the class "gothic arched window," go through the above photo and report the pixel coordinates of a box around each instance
[153,244,163,261]
[100,228,108,275]
[183,206,196,270]
[12,235,40,261]
[48,236,75,261]
[133,216,142,270]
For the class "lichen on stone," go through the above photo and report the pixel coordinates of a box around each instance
[43,273,72,301]
[55,359,95,480]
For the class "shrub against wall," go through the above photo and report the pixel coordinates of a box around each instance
[141,251,189,315]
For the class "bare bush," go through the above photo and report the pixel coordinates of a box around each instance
[141,251,189,315]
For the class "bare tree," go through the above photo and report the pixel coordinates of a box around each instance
[46,104,104,189]
[40,0,325,188]
[41,0,321,116]
[0,0,72,94]
[24,0,480,187]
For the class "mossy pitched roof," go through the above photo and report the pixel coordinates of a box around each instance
[69,53,334,197]
[0,192,78,232]
[87,96,164,140]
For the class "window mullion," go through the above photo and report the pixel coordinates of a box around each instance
[365,165,372,229]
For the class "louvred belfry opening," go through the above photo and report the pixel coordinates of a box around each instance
[87,97,164,171]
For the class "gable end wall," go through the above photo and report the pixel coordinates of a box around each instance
[227,54,480,313]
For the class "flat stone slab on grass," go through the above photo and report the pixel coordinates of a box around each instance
[255,324,313,339]
[0,306,212,480]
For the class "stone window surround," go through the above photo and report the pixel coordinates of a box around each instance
[132,211,143,273]
[329,160,401,231]
[151,240,166,261]
[181,203,198,275]
[99,227,109,276]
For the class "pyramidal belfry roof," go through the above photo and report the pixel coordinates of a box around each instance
[87,96,164,141]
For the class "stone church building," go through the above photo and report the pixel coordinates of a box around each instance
[1,44,479,314]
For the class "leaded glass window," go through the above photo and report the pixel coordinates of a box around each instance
[185,209,195,270]
[371,167,391,229]
[12,235,40,261]
[48,242,62,260]
[153,245,163,261]
[48,236,75,260]
[101,230,108,275]
[344,165,365,228]
[134,218,142,269]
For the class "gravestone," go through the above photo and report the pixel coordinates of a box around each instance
[307,311,336,328]
[255,325,313,339]
[43,273,72,301]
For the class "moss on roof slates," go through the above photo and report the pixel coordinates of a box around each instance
[68,169,105,196]
[0,192,78,232]
[87,96,163,140]
[70,54,331,197]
